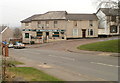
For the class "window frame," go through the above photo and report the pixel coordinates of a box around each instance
[25,33,29,38]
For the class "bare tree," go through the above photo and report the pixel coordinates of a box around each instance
[92,0,119,10]
[13,28,22,38]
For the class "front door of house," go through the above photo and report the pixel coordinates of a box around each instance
[82,29,86,38]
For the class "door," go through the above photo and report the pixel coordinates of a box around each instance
[45,32,49,40]
[82,29,86,38]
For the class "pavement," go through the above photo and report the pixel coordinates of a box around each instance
[8,36,120,81]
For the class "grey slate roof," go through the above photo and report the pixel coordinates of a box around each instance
[21,11,98,23]
[33,11,67,21]
[66,14,98,20]
[98,8,119,16]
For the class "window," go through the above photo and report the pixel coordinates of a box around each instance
[88,29,90,35]
[73,21,77,27]
[52,32,59,37]
[25,33,29,38]
[73,29,78,36]
[54,21,57,24]
[111,16,116,22]
[89,20,93,27]
[110,25,117,33]
[46,21,49,28]
[37,32,43,37]
[90,29,93,35]
[38,21,41,28]
[88,29,93,36]
[46,21,49,24]
[25,23,29,26]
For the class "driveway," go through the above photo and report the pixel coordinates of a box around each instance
[9,37,119,81]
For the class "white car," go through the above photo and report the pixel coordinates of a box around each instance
[14,43,25,49]
[8,44,14,48]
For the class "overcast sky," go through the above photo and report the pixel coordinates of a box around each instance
[0,0,97,27]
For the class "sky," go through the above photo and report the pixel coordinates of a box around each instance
[0,0,97,28]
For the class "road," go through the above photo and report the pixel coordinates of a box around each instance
[9,47,118,81]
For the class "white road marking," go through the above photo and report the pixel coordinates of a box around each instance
[48,55,75,61]
[91,62,120,68]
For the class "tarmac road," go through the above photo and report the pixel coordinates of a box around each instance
[9,47,119,81]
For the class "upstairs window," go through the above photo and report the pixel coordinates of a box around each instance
[89,20,93,27]
[38,21,41,28]
[25,23,29,26]
[54,21,57,24]
[111,16,116,22]
[46,21,49,28]
[73,21,77,27]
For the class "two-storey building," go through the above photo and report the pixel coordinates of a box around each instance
[96,8,120,36]
[21,11,98,43]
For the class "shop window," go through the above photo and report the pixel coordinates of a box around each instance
[53,32,59,37]
[37,32,43,37]
[110,25,117,33]
[25,33,29,38]
[89,20,93,27]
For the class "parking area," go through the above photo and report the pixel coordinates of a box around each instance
[25,37,119,56]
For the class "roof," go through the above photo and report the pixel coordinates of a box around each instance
[0,26,7,33]
[33,11,67,21]
[97,8,119,16]
[21,11,98,23]
[21,14,41,23]
[66,14,98,20]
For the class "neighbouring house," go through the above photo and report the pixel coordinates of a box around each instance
[96,8,120,37]
[0,26,13,43]
[21,11,98,43]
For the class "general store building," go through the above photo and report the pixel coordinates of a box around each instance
[21,11,98,43]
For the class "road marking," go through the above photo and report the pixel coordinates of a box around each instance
[91,62,120,68]
[48,55,75,61]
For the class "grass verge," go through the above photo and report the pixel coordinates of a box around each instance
[7,61,62,81]
[77,39,120,53]
[8,67,62,81]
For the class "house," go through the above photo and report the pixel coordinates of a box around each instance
[0,26,13,43]
[21,11,98,43]
[96,8,120,37]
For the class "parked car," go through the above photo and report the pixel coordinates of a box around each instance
[8,44,14,48]
[13,43,25,49]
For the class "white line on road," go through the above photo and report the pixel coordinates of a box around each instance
[48,55,75,61]
[90,62,120,68]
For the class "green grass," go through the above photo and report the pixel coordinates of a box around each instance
[8,67,63,81]
[77,39,120,53]
[7,60,24,65]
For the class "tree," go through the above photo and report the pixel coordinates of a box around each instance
[92,0,119,10]
[13,28,22,38]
